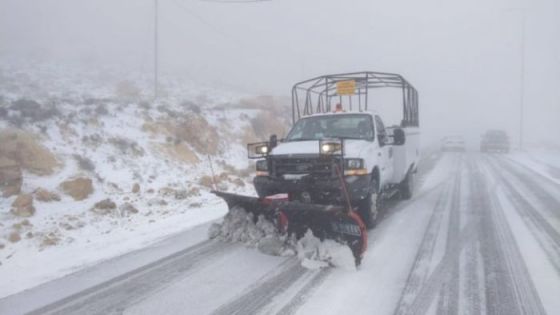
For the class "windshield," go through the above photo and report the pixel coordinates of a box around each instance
[285,114,374,141]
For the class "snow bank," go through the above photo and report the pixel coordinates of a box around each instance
[209,207,356,270]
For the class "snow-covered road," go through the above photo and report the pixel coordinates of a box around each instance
[2,152,560,315]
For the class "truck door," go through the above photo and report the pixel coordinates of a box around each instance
[375,115,393,188]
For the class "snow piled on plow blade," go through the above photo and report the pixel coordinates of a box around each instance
[208,206,356,270]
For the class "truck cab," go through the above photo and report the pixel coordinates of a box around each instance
[248,72,420,229]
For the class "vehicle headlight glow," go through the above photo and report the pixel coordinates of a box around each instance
[319,141,342,155]
[256,145,269,155]
[321,144,332,153]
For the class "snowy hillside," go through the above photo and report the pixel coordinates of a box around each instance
[0,63,290,297]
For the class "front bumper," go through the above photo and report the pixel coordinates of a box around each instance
[254,174,372,205]
[442,145,465,152]
[481,143,510,151]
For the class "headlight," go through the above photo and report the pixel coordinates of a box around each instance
[345,158,364,169]
[248,142,270,159]
[256,145,269,155]
[319,140,342,155]
[256,160,268,171]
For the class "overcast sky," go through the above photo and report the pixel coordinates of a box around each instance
[1,0,559,146]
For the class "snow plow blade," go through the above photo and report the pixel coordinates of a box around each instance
[212,191,367,266]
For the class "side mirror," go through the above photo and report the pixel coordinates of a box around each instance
[269,134,278,149]
[393,128,406,145]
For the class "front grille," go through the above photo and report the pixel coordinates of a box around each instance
[271,156,339,178]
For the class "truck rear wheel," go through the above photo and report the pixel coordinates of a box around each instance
[358,182,379,230]
[400,170,414,200]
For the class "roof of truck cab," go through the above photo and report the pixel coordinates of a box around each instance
[300,111,378,118]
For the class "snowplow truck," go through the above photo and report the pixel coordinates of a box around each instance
[214,72,420,266]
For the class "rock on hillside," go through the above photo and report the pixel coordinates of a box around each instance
[60,177,94,201]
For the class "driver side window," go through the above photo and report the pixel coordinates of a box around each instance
[375,116,387,146]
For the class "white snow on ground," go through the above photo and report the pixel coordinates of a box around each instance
[495,189,560,314]
[123,244,292,315]
[418,153,454,192]
[0,222,220,315]
[0,62,290,298]
[0,202,227,298]
[508,148,560,185]
[480,160,560,314]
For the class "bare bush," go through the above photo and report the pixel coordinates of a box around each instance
[157,104,178,117]
[115,81,141,101]
[138,100,151,110]
[250,110,288,139]
[109,137,144,156]
[94,105,109,116]
[83,97,111,106]
[82,134,103,147]
[73,154,95,172]
[174,114,219,155]
[9,99,60,123]
[181,100,201,114]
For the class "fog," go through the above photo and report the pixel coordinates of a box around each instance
[1,0,559,147]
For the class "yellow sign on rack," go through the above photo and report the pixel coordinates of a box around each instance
[336,80,356,95]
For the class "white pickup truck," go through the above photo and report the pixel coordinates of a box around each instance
[249,72,420,228]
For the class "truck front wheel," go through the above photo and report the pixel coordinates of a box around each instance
[358,182,379,230]
[400,170,414,200]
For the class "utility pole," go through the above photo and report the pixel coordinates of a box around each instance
[154,0,159,100]
[519,12,526,150]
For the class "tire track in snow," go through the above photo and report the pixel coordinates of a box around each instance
[462,160,484,315]
[485,157,560,274]
[210,259,313,315]
[435,156,463,315]
[393,155,462,315]
[462,239,483,315]
[475,157,546,315]
[402,222,476,315]
[274,267,331,315]
[29,240,233,315]
[502,157,560,215]
[396,154,546,315]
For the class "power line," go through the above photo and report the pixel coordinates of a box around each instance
[154,0,159,100]
[201,0,271,3]
[172,0,239,41]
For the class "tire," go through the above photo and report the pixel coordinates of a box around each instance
[358,181,379,230]
[400,170,414,200]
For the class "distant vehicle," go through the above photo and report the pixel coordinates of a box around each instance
[480,130,510,153]
[441,135,466,152]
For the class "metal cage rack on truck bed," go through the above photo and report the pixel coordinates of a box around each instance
[291,71,419,127]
